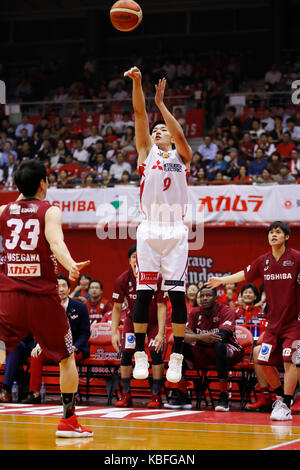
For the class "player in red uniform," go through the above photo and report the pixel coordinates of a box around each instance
[111,245,167,408]
[207,221,300,420]
[84,279,112,325]
[0,160,93,437]
[165,287,243,411]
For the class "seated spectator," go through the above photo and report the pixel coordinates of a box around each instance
[35,116,50,138]
[82,173,97,188]
[84,279,113,326]
[3,153,18,188]
[238,132,255,161]
[58,154,80,182]
[277,164,297,184]
[284,118,300,144]
[113,82,129,102]
[51,139,72,169]
[117,170,131,185]
[249,119,265,141]
[267,151,282,178]
[114,111,134,135]
[234,283,265,323]
[194,167,208,185]
[57,169,75,188]
[109,152,132,182]
[233,165,252,184]
[173,107,186,131]
[189,151,204,183]
[50,116,67,141]
[224,149,246,180]
[37,139,54,162]
[229,124,243,142]
[264,64,282,91]
[0,141,17,167]
[217,283,238,308]
[103,125,119,148]
[106,140,120,164]
[100,169,114,187]
[254,168,276,185]
[83,125,103,150]
[276,131,296,160]
[248,148,268,177]
[48,171,58,188]
[22,274,90,404]
[120,126,136,152]
[197,135,218,164]
[186,284,198,316]
[220,106,241,131]
[241,107,256,132]
[92,153,112,181]
[70,273,91,302]
[99,112,116,137]
[16,128,33,150]
[254,133,276,157]
[211,171,228,185]
[17,141,35,162]
[165,287,243,411]
[289,148,300,178]
[206,151,227,181]
[73,138,89,166]
[15,114,34,138]
[260,108,275,132]
[269,116,283,143]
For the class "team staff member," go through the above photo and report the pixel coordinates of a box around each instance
[84,279,112,325]
[111,245,167,409]
[207,221,300,421]
[22,274,91,403]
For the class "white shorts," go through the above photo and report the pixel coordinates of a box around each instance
[136,220,188,292]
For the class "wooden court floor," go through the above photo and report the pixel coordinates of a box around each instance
[1,403,300,451]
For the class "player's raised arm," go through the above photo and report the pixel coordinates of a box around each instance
[205,270,245,289]
[154,78,192,167]
[44,205,90,281]
[124,66,153,165]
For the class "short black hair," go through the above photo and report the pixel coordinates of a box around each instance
[268,221,291,237]
[240,283,259,302]
[14,160,47,197]
[89,279,103,290]
[57,273,70,288]
[199,285,217,297]
[150,120,166,134]
[128,244,136,258]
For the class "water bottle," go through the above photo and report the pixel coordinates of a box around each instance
[40,382,46,404]
[11,381,19,403]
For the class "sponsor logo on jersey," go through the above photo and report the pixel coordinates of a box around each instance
[163,163,182,172]
[264,273,292,280]
[139,271,158,284]
[21,205,38,214]
[112,292,119,299]
[223,320,232,326]
[283,260,294,266]
[258,342,272,362]
[9,204,20,215]
[7,263,41,277]
[7,253,40,262]
[125,333,136,349]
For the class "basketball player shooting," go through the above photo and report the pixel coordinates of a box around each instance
[124,66,192,383]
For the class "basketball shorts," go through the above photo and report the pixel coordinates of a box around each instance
[136,220,188,292]
[121,315,159,352]
[0,291,74,362]
[256,323,300,366]
[184,343,244,370]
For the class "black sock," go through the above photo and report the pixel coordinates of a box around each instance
[283,394,292,408]
[135,333,146,352]
[173,336,184,355]
[151,379,162,395]
[274,386,284,397]
[61,393,76,419]
[122,377,131,394]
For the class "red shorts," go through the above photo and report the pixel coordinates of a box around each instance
[122,315,158,352]
[256,322,300,366]
[0,291,73,362]
[185,343,243,370]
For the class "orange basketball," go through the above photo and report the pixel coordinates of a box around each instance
[110,0,143,32]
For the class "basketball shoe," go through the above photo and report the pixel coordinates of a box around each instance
[115,392,133,407]
[166,353,183,383]
[56,414,94,438]
[133,351,149,379]
[270,396,292,421]
[147,394,162,409]
[291,394,300,413]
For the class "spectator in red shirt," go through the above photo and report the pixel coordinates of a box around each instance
[276,132,296,160]
[217,283,238,308]
[84,279,112,326]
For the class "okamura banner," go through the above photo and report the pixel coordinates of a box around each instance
[45,184,300,228]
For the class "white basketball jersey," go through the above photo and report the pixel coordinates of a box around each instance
[139,144,189,223]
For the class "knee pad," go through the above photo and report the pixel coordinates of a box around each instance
[121,350,134,367]
[168,291,187,324]
[133,290,153,323]
[150,349,163,365]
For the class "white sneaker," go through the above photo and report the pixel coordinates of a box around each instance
[166,353,183,383]
[133,351,149,379]
[270,396,292,421]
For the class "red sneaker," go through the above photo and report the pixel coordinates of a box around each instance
[245,392,273,411]
[291,394,300,413]
[115,392,133,407]
[147,394,162,409]
[56,414,94,438]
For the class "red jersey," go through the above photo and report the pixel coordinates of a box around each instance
[0,200,58,295]
[234,305,265,322]
[112,268,167,322]
[244,247,300,332]
[84,297,113,325]
[187,303,241,350]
